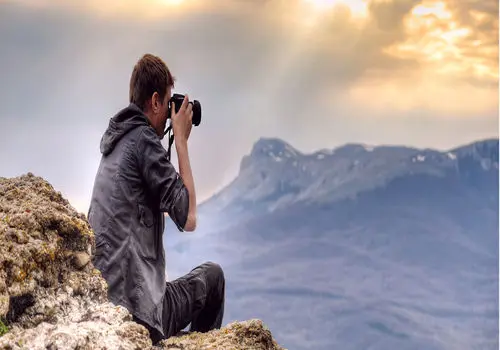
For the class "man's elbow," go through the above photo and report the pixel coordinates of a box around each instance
[183,214,197,232]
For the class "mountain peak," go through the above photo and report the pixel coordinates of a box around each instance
[250,137,302,160]
[331,143,376,155]
[238,137,302,177]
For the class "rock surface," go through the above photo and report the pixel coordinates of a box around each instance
[0,173,284,350]
[160,319,284,350]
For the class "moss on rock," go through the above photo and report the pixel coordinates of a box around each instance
[0,319,8,337]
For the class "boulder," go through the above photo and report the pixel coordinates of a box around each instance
[0,173,284,350]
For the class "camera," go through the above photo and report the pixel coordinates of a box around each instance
[163,93,201,161]
[168,93,202,126]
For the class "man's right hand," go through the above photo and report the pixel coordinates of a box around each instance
[170,94,197,231]
[171,95,193,143]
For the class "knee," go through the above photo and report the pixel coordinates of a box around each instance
[204,261,224,281]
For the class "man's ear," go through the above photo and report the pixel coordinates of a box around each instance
[151,92,160,114]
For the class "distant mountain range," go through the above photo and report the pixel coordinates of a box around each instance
[201,137,498,216]
[164,137,499,350]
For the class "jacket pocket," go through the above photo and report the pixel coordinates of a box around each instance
[137,204,157,260]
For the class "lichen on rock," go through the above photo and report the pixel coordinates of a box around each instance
[160,319,285,350]
[0,173,105,327]
[0,173,285,350]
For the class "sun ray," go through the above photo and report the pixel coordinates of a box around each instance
[247,0,369,112]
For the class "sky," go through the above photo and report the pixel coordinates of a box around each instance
[0,0,498,214]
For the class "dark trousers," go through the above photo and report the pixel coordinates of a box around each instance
[134,261,225,345]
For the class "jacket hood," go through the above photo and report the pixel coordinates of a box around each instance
[100,103,150,156]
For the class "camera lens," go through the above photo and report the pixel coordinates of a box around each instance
[192,100,201,126]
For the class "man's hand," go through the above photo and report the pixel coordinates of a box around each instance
[171,95,193,142]
[170,94,197,231]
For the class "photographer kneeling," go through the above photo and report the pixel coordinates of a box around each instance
[87,54,225,345]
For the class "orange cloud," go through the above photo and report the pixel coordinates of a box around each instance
[385,0,498,86]
[337,0,498,116]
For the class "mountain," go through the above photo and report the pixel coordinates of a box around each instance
[201,137,497,215]
[164,138,499,350]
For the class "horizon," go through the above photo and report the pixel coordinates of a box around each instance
[0,0,498,214]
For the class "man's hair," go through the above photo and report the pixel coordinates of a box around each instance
[129,54,175,111]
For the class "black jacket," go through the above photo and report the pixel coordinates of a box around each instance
[88,103,189,337]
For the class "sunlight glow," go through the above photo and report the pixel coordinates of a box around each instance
[384,0,498,83]
[411,1,451,19]
[303,0,367,17]
[347,74,498,115]
[345,0,498,115]
[158,0,184,5]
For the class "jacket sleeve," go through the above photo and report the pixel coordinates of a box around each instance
[136,127,189,232]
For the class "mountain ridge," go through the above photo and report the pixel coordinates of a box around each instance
[200,137,499,216]
[243,136,498,165]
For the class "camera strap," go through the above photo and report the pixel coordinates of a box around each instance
[164,125,175,162]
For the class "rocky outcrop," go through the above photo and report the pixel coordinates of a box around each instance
[160,319,284,349]
[0,173,284,350]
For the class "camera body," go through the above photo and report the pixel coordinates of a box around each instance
[168,93,202,126]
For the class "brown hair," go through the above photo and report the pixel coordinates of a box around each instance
[129,54,175,111]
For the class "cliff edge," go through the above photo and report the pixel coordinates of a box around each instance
[0,173,284,350]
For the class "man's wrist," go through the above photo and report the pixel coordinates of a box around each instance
[174,137,188,149]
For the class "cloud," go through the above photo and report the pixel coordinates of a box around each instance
[342,0,498,115]
[2,0,496,107]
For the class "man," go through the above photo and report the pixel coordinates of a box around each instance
[87,53,225,344]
